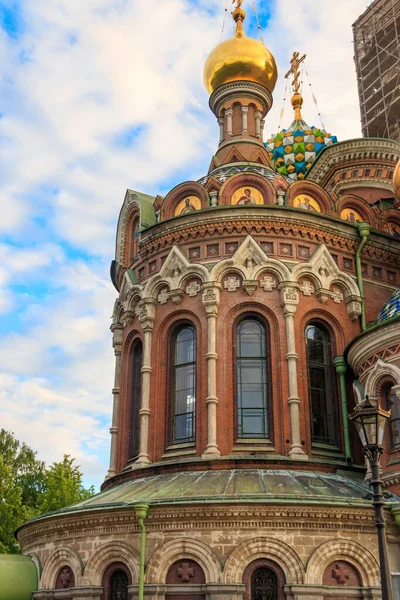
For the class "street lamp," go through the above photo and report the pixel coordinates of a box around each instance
[349,396,393,600]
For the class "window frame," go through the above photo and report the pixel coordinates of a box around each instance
[128,339,143,460]
[305,321,340,450]
[167,323,197,447]
[233,315,272,443]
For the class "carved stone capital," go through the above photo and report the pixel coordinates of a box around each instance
[242,280,258,296]
[202,283,221,315]
[279,282,299,310]
[170,288,184,304]
[138,299,156,331]
[345,295,362,320]
[315,288,331,304]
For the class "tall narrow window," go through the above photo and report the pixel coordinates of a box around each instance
[385,385,400,449]
[306,323,337,446]
[129,341,142,459]
[236,319,268,439]
[171,326,196,444]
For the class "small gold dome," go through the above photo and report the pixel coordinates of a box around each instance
[394,159,400,201]
[203,6,278,95]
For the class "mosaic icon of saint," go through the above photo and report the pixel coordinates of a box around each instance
[180,198,197,214]
[237,188,257,205]
[387,222,400,238]
[299,196,317,211]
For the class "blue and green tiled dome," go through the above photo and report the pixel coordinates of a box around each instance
[376,288,400,324]
[265,93,338,180]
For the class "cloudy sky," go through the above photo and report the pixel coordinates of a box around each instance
[0,0,369,488]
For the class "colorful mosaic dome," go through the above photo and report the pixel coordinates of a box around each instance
[265,93,337,181]
[376,288,400,323]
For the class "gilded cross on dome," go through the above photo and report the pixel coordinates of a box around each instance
[285,51,306,94]
[232,0,244,8]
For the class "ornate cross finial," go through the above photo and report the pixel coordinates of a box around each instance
[232,0,244,8]
[285,51,306,94]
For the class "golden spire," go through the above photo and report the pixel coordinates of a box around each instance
[232,0,246,38]
[285,51,306,121]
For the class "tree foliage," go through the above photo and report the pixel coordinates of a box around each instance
[0,430,95,553]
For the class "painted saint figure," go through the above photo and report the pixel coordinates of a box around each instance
[299,196,317,211]
[237,188,257,205]
[180,198,197,215]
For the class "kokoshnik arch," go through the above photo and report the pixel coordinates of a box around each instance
[11,2,400,600]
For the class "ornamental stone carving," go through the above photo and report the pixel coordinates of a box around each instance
[224,276,241,292]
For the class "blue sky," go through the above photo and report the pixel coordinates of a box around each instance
[0,0,368,488]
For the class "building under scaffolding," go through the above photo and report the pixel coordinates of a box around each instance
[353,0,400,142]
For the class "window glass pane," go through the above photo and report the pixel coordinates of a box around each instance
[238,320,265,357]
[236,319,268,439]
[239,385,266,408]
[175,413,194,441]
[171,326,196,444]
[175,328,195,364]
[241,411,266,436]
[388,389,400,448]
[306,323,336,446]
[175,390,195,415]
[175,364,195,392]
[130,342,143,458]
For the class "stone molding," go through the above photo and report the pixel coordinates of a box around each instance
[40,546,84,589]
[223,537,304,584]
[347,321,400,376]
[209,81,273,118]
[305,539,380,588]
[18,504,381,550]
[306,138,400,184]
[146,538,221,583]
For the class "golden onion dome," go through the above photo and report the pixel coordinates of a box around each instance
[203,4,278,95]
[394,159,400,201]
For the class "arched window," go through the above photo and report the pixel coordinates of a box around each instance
[171,326,196,444]
[306,323,338,447]
[128,340,143,459]
[384,384,400,449]
[236,319,269,439]
[251,567,278,600]
[101,562,131,600]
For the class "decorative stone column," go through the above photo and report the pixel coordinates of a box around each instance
[279,283,307,459]
[241,106,249,133]
[225,108,233,136]
[136,299,156,467]
[106,322,123,479]
[202,283,221,459]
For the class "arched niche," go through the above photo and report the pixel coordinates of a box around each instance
[287,180,334,214]
[336,194,376,227]
[219,172,276,206]
[160,181,209,221]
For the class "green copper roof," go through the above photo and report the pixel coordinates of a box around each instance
[127,189,157,230]
[23,470,399,525]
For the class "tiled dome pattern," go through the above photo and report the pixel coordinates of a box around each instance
[376,288,400,323]
[265,119,338,181]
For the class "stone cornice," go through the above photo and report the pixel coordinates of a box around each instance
[209,81,273,117]
[347,320,400,374]
[18,503,381,551]
[306,138,400,184]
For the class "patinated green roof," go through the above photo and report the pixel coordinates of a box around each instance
[127,189,157,230]
[25,470,400,523]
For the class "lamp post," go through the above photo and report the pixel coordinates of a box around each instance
[349,396,393,600]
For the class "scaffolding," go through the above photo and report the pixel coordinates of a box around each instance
[353,0,400,142]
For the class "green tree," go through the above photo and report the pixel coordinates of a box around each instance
[40,454,95,514]
[0,430,95,553]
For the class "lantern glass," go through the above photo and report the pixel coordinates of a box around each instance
[349,397,391,449]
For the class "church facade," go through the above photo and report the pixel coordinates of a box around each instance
[17,3,400,600]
